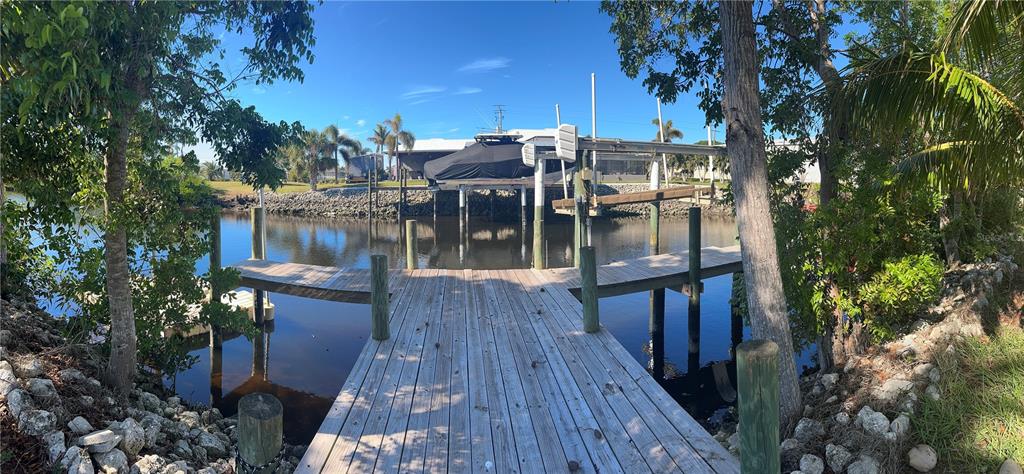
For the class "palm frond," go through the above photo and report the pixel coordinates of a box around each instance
[942,0,1024,66]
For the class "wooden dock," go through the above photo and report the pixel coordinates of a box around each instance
[230,248,743,473]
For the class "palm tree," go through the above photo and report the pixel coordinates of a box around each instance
[385,113,416,180]
[652,118,684,181]
[324,125,362,183]
[369,123,391,184]
[302,129,328,191]
[837,0,1023,190]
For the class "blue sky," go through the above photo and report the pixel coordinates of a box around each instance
[197,1,863,161]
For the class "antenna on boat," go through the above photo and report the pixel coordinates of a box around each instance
[493,105,506,133]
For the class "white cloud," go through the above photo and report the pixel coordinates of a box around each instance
[251,86,266,94]
[409,98,435,106]
[448,128,460,133]
[343,115,350,120]
[454,87,482,95]
[458,57,510,73]
[400,85,446,99]
[356,119,366,127]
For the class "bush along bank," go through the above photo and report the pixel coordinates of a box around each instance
[218,183,732,220]
[715,241,1023,474]
[0,296,305,474]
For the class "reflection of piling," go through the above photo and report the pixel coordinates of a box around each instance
[648,288,665,380]
[251,207,266,326]
[687,207,702,374]
[737,340,780,473]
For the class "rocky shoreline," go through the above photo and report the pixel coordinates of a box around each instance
[0,298,304,474]
[714,243,1023,474]
[218,183,733,220]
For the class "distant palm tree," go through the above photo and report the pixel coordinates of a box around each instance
[652,118,684,180]
[370,123,391,183]
[384,113,416,179]
[324,125,362,183]
[302,129,329,191]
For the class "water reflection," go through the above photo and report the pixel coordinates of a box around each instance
[173,211,813,444]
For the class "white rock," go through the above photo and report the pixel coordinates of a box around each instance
[913,363,935,379]
[821,373,840,390]
[6,388,33,418]
[13,357,44,378]
[780,438,799,451]
[856,406,890,436]
[847,454,880,474]
[129,454,168,474]
[907,444,938,472]
[925,384,941,400]
[928,368,941,383]
[68,416,95,435]
[160,460,189,474]
[94,448,128,474]
[18,409,56,436]
[27,377,58,401]
[872,378,914,402]
[999,459,1024,474]
[112,418,146,457]
[43,430,66,464]
[178,410,201,428]
[77,429,122,454]
[890,414,911,437]
[0,361,17,397]
[825,444,853,472]
[799,454,824,474]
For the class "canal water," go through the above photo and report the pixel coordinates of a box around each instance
[176,211,815,443]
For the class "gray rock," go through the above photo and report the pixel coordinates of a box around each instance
[58,368,87,384]
[18,409,56,435]
[69,416,96,435]
[0,361,17,397]
[27,377,59,401]
[825,443,853,472]
[835,412,851,425]
[907,444,938,472]
[799,454,824,474]
[140,414,163,448]
[13,357,44,378]
[137,392,161,413]
[0,329,11,346]
[129,455,168,474]
[6,388,33,418]
[899,392,919,414]
[80,395,95,407]
[847,454,880,474]
[43,430,66,464]
[78,429,123,454]
[94,448,128,474]
[872,377,914,402]
[1000,459,1024,474]
[793,418,825,442]
[173,438,192,458]
[61,445,95,474]
[925,384,941,400]
[890,414,911,437]
[195,430,228,458]
[726,432,740,453]
[112,418,145,457]
[780,438,799,451]
[856,406,890,436]
[201,408,223,425]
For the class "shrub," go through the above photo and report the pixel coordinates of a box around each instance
[859,253,944,340]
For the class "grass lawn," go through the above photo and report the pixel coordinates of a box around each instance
[206,179,428,198]
[914,324,1024,472]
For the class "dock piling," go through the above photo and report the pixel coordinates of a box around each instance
[405,220,418,270]
[533,159,545,269]
[736,340,780,473]
[237,392,283,473]
[687,206,701,372]
[251,207,266,326]
[580,246,599,333]
[371,255,390,341]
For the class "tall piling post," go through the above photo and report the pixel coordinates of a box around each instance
[573,170,586,267]
[251,206,266,326]
[405,220,418,270]
[533,156,545,269]
[237,392,283,473]
[580,246,599,333]
[737,340,781,473]
[687,206,702,372]
[209,214,223,406]
[371,255,390,341]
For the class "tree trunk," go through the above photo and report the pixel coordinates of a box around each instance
[939,192,961,266]
[309,154,318,192]
[104,112,138,396]
[720,0,803,431]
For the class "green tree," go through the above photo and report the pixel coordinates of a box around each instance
[1,1,314,394]
[302,129,330,191]
[370,123,391,182]
[200,161,224,181]
[324,124,362,183]
[384,113,415,179]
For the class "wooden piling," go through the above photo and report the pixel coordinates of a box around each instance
[736,340,780,474]
[573,170,586,267]
[237,392,283,473]
[533,159,545,269]
[649,161,661,254]
[371,255,389,341]
[580,246,599,333]
[405,220,418,270]
[687,206,701,370]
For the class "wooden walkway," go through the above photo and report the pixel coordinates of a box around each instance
[291,270,739,473]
